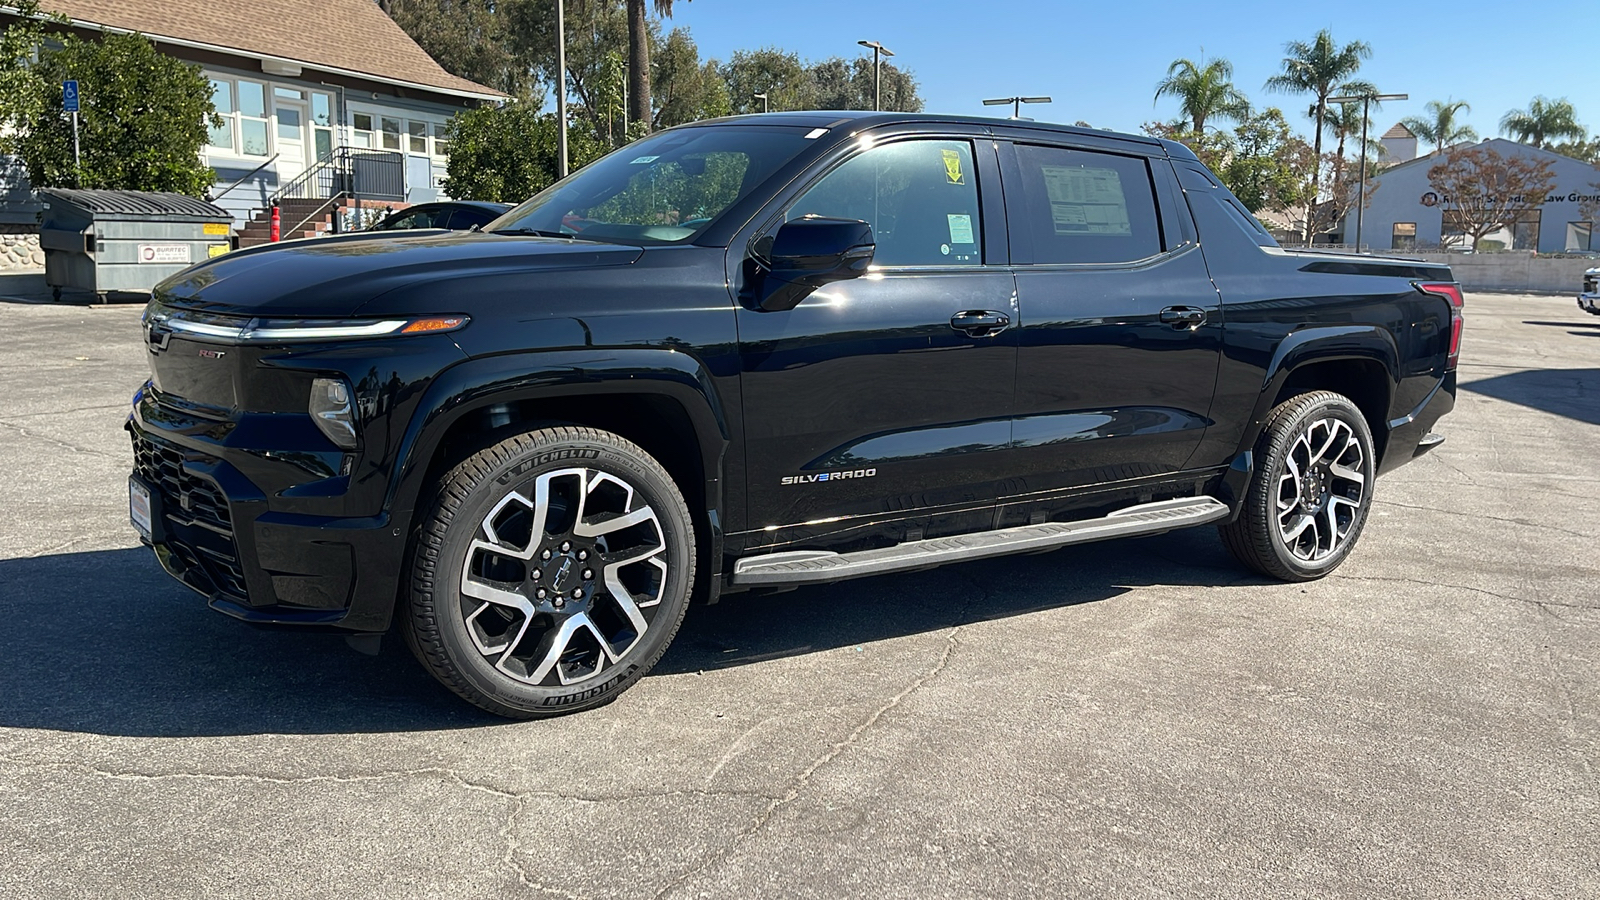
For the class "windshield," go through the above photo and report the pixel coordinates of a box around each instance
[487,126,819,244]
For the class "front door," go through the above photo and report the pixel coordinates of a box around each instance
[999,140,1222,524]
[274,98,309,184]
[736,136,1018,554]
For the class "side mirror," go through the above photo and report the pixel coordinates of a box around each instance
[757,216,875,311]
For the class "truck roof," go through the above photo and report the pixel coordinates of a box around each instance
[682,111,1172,153]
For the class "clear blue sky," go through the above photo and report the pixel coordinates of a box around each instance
[663,0,1598,142]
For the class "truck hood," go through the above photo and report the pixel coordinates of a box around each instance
[154,231,644,317]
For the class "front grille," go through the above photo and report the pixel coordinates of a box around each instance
[131,430,248,601]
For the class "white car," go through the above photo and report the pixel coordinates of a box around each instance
[1581,267,1600,315]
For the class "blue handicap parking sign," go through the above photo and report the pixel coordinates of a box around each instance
[63,80,78,112]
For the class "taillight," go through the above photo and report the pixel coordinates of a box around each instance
[1418,282,1464,369]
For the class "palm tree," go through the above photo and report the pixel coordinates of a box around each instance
[1153,57,1250,134]
[1321,100,1380,162]
[1264,29,1373,230]
[626,0,688,131]
[1499,96,1586,148]
[1401,100,1477,154]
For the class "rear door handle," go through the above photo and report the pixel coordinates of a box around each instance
[950,310,1011,337]
[1159,306,1207,329]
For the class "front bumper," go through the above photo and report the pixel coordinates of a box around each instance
[1579,292,1600,315]
[129,396,407,633]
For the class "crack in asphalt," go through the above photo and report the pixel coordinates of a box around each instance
[650,576,987,899]
[1334,574,1596,614]
[0,419,118,458]
[1374,498,1596,540]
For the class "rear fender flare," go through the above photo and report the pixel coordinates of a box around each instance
[1240,324,1399,454]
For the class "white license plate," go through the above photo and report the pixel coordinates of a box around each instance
[129,477,153,539]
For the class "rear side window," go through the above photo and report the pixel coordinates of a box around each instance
[1013,145,1162,264]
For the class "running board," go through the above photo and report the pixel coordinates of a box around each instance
[731,496,1231,587]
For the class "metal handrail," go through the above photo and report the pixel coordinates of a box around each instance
[283,195,344,238]
[269,149,342,206]
[208,153,280,203]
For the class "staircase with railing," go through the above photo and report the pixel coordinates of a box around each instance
[237,147,406,248]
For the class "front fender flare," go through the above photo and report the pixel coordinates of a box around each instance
[384,348,731,537]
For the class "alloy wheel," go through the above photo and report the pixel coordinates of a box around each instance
[458,467,668,686]
[1274,417,1367,562]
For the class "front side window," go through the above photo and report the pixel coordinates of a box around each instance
[785,139,982,266]
[1013,144,1162,264]
[489,126,816,245]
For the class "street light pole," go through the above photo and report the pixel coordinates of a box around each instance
[1328,90,1406,252]
[556,0,569,178]
[982,96,1052,119]
[856,40,894,111]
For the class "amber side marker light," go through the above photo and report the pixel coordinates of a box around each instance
[400,316,469,334]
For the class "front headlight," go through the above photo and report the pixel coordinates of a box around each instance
[310,377,358,450]
[150,303,469,344]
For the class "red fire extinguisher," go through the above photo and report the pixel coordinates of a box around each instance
[270,205,280,242]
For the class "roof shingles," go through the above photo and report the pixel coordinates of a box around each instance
[38,0,500,99]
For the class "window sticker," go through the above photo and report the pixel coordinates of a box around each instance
[1041,165,1132,235]
[947,214,975,244]
[941,148,964,185]
[629,155,660,164]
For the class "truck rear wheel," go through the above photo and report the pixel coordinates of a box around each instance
[405,426,695,718]
[1219,391,1375,582]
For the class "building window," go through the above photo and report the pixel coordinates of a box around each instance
[311,93,333,160]
[1392,222,1417,251]
[1566,222,1595,253]
[407,120,428,153]
[352,113,374,149]
[1511,210,1540,251]
[237,80,269,157]
[380,117,401,151]
[432,122,450,159]
[207,79,234,151]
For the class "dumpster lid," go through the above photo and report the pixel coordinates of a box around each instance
[38,188,228,219]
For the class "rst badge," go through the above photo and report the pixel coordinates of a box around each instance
[782,468,876,485]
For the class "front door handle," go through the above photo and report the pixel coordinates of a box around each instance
[950,310,1011,337]
[1159,306,1207,329]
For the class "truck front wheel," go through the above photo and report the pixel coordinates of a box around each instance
[404,425,696,718]
[1220,391,1376,581]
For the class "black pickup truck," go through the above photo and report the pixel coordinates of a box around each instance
[129,112,1461,717]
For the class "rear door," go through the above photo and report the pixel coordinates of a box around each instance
[734,133,1018,554]
[998,138,1222,524]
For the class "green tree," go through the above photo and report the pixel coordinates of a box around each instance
[1550,137,1600,165]
[652,27,730,128]
[809,56,923,112]
[1401,99,1477,154]
[442,104,605,201]
[1222,108,1312,214]
[8,32,218,194]
[381,0,531,98]
[1264,29,1374,233]
[1499,96,1585,148]
[720,48,814,114]
[1153,57,1249,134]
[0,0,54,149]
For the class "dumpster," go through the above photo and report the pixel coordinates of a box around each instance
[38,189,232,302]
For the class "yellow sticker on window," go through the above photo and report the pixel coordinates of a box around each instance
[207,243,229,258]
[941,149,964,185]
[203,222,230,235]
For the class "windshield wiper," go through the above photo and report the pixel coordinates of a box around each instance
[489,227,597,241]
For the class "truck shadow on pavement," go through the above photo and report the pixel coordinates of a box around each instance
[0,528,1257,737]
[1461,367,1600,426]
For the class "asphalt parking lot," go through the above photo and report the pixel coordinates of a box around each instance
[1,275,1595,899]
